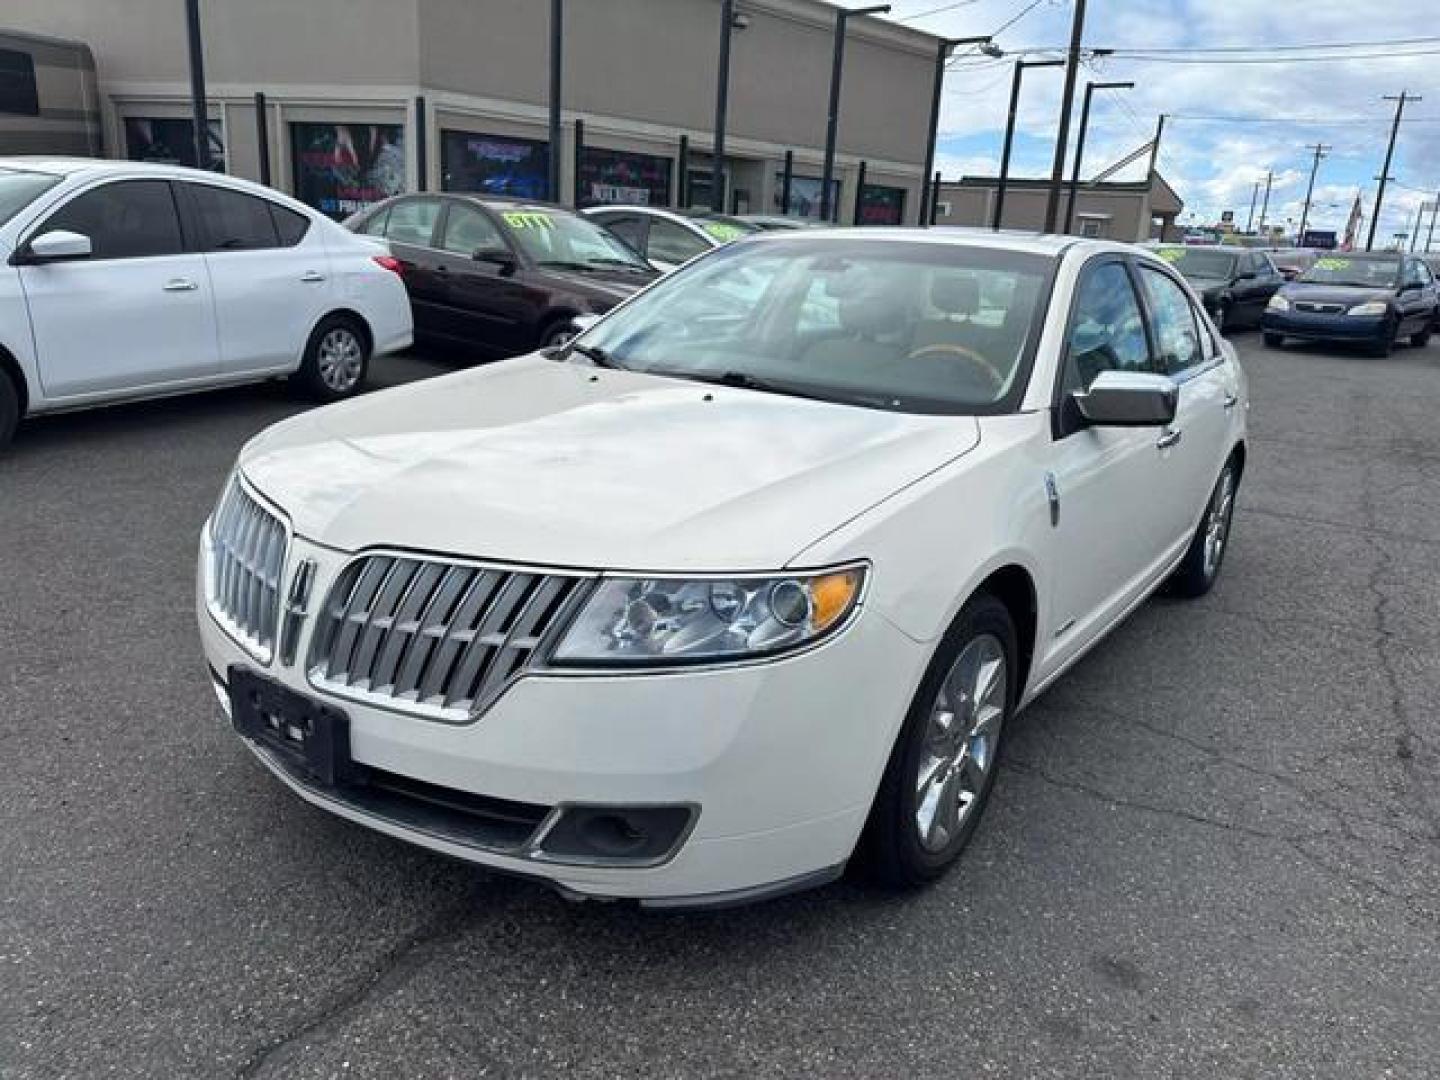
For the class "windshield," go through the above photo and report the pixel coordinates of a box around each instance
[1154,247,1236,279]
[572,238,1054,414]
[496,208,651,272]
[0,169,63,229]
[1299,255,1400,288]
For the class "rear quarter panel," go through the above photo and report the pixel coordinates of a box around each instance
[321,225,413,354]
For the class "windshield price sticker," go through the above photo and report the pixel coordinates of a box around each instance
[702,222,747,242]
[503,211,555,230]
[1156,248,1185,262]
[1314,257,1350,271]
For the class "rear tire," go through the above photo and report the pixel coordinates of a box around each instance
[538,316,579,351]
[1263,332,1283,348]
[859,593,1016,888]
[1411,327,1431,348]
[0,372,18,450]
[293,315,370,402]
[1169,458,1239,598]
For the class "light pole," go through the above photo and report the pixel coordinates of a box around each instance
[548,0,563,202]
[820,5,891,224]
[1062,79,1133,234]
[918,34,992,227]
[993,58,1063,229]
[184,0,210,170]
[1043,0,1089,232]
[711,0,737,213]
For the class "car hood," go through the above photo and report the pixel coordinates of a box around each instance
[238,355,980,571]
[1283,283,1394,305]
[530,266,656,306]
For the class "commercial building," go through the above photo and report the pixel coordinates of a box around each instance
[2,0,943,225]
[933,175,1185,242]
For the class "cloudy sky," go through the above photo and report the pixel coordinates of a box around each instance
[877,0,1440,244]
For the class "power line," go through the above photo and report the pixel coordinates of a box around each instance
[892,0,982,22]
[1166,113,1440,124]
[1104,48,1440,64]
[1116,34,1440,54]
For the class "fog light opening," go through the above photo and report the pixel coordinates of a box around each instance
[579,812,650,858]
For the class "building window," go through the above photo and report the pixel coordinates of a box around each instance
[1079,216,1109,238]
[773,173,841,220]
[0,48,40,116]
[441,130,549,200]
[858,184,906,226]
[936,201,952,217]
[290,122,405,220]
[577,147,672,207]
[124,117,225,172]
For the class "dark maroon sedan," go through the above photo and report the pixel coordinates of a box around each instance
[347,195,658,358]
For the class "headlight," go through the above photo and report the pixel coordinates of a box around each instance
[551,566,866,666]
[1266,294,1290,312]
[1348,300,1387,316]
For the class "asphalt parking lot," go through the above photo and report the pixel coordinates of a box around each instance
[3,335,1439,1079]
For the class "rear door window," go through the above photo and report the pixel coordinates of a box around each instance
[189,184,281,250]
[40,179,185,260]
[384,199,442,247]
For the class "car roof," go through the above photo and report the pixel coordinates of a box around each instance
[743,226,1100,259]
[1155,243,1252,255]
[0,156,227,180]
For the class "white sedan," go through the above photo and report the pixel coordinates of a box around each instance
[197,229,1247,909]
[0,159,412,448]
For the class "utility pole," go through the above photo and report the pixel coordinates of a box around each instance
[1043,0,1088,233]
[1245,179,1260,234]
[1145,113,1166,180]
[1368,90,1419,251]
[1427,192,1439,252]
[548,0,563,202]
[820,5,891,224]
[1063,79,1132,234]
[184,0,210,170]
[711,0,735,213]
[1410,204,1424,252]
[1296,143,1329,245]
[1257,170,1274,233]
[994,58,1063,229]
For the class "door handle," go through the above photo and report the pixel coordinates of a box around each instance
[1156,427,1183,450]
[1223,392,1239,410]
[300,271,325,283]
[163,279,198,292]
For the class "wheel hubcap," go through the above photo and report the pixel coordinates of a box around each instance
[915,634,1006,853]
[1203,468,1235,578]
[317,329,363,392]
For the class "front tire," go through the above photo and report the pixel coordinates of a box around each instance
[1263,332,1284,348]
[1369,318,1397,358]
[1169,458,1238,598]
[1411,326,1431,348]
[294,315,370,402]
[0,373,18,450]
[538,316,579,351]
[859,593,1016,888]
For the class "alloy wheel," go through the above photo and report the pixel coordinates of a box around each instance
[1203,467,1235,579]
[915,633,1006,853]
[317,328,364,392]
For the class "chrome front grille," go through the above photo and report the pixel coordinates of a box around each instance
[1296,301,1344,314]
[308,554,591,723]
[206,478,289,663]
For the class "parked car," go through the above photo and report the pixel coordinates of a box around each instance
[581,205,760,272]
[348,195,659,356]
[1263,252,1439,355]
[741,214,827,232]
[1152,244,1283,330]
[198,231,1248,908]
[0,158,411,449]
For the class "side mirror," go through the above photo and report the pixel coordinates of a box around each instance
[473,248,517,273]
[569,313,601,336]
[23,229,93,263]
[1072,370,1178,428]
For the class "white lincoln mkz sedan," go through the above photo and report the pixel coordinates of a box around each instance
[198,229,1247,909]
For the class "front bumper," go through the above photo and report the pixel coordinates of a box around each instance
[197,533,925,906]
[1261,309,1387,343]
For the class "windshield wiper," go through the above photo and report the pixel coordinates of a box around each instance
[584,257,650,270]
[650,368,880,407]
[537,259,596,272]
[567,342,620,368]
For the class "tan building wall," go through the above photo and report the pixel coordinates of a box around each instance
[934,178,1184,242]
[4,0,937,223]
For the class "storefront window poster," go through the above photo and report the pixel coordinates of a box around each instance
[859,184,906,226]
[124,117,225,172]
[773,173,841,220]
[441,131,550,200]
[578,148,672,207]
[290,122,405,220]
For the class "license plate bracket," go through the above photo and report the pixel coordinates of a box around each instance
[228,666,360,789]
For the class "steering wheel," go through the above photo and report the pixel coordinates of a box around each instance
[904,342,1007,394]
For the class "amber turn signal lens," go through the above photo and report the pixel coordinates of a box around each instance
[810,569,862,631]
